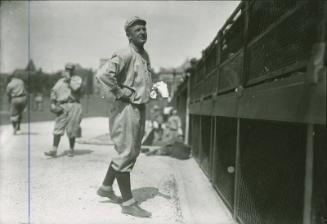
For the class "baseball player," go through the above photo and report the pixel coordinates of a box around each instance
[6,73,27,135]
[96,16,154,218]
[44,63,82,158]
[166,109,183,144]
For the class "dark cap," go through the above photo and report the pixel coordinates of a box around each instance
[124,16,146,32]
[65,63,75,70]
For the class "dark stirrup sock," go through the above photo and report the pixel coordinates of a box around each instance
[17,115,22,130]
[53,134,61,148]
[69,137,75,150]
[102,162,116,186]
[116,171,133,202]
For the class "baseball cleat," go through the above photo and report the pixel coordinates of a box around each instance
[67,150,74,157]
[44,150,57,157]
[97,187,123,204]
[121,202,151,218]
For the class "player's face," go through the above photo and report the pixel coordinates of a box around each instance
[128,23,147,47]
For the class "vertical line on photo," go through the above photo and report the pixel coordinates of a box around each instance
[27,1,31,223]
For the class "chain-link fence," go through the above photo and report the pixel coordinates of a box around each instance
[236,119,306,224]
[190,115,201,158]
[199,116,213,176]
[213,117,237,210]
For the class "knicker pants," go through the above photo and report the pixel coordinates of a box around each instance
[10,96,27,122]
[53,102,82,138]
[109,100,145,172]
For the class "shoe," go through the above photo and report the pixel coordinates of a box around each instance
[121,203,151,218]
[97,187,123,204]
[44,150,57,157]
[141,148,149,153]
[67,150,74,157]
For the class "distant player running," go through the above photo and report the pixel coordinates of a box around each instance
[6,72,27,135]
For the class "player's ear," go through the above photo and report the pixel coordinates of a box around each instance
[126,29,132,41]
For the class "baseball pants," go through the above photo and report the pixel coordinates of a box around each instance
[53,102,82,138]
[109,100,145,172]
[10,96,27,122]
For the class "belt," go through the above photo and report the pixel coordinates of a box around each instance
[12,94,26,98]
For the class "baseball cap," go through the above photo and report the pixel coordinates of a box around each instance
[124,16,146,32]
[65,63,75,70]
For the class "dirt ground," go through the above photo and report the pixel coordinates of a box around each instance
[0,117,235,224]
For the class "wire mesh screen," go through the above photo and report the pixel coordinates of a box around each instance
[198,70,218,98]
[247,1,315,83]
[190,67,198,89]
[236,119,306,224]
[312,125,327,224]
[176,90,187,132]
[221,11,244,63]
[247,0,298,42]
[189,85,197,102]
[200,116,213,175]
[205,44,218,74]
[195,62,205,84]
[213,116,237,209]
[218,52,243,93]
[188,113,193,146]
[325,11,327,66]
[191,115,201,158]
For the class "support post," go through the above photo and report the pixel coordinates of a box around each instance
[209,116,215,181]
[184,76,191,145]
[303,124,314,224]
[233,118,241,219]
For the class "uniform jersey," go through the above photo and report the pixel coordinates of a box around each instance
[6,78,26,98]
[96,43,152,104]
[51,75,82,103]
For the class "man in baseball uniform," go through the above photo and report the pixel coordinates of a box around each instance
[44,63,82,157]
[6,73,27,135]
[96,16,153,218]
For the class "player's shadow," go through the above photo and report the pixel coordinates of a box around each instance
[99,187,171,204]
[132,187,171,203]
[48,149,93,159]
[16,131,39,135]
[72,149,93,156]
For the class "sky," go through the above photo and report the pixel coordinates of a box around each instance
[0,1,240,73]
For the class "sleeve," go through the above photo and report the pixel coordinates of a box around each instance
[95,54,126,99]
[6,83,12,97]
[50,90,57,102]
[50,80,60,102]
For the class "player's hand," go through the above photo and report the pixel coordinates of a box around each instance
[69,76,82,91]
[119,88,134,103]
[50,103,64,115]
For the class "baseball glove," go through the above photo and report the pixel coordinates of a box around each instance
[50,103,64,115]
[69,76,82,91]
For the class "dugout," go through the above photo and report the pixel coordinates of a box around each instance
[175,1,327,223]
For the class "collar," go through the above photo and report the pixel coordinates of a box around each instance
[130,42,145,54]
